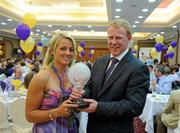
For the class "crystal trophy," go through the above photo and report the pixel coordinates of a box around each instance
[68,62,91,108]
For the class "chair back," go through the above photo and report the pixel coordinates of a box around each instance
[0,100,9,129]
[8,97,32,131]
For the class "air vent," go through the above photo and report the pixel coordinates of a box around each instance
[130,4,137,7]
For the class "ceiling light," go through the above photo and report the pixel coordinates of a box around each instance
[138,16,143,19]
[132,25,136,27]
[1,22,6,25]
[148,0,156,2]
[172,25,177,28]
[142,9,148,12]
[7,19,12,22]
[68,25,72,27]
[156,34,160,37]
[160,32,164,34]
[56,29,61,32]
[88,25,92,28]
[30,31,34,35]
[48,25,52,27]
[36,29,40,32]
[115,9,121,12]
[116,0,123,2]
[134,21,139,24]
[48,33,51,36]
[150,37,154,39]
[115,16,120,18]
[42,31,46,34]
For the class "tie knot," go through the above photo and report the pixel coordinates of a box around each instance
[111,57,119,64]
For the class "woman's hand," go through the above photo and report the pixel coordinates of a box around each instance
[55,99,78,117]
[70,87,85,101]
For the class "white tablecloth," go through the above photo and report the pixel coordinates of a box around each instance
[139,93,169,133]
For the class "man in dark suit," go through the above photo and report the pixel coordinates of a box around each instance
[71,18,150,133]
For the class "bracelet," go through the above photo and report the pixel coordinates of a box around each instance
[49,114,54,121]
[49,110,56,121]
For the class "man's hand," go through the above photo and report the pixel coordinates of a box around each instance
[80,99,97,113]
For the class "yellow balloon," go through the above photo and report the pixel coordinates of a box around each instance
[150,48,158,59]
[77,46,83,53]
[0,50,3,55]
[22,13,36,29]
[20,36,35,53]
[155,35,164,43]
[11,79,22,91]
[90,50,95,55]
[168,46,174,52]
[37,46,43,52]
[133,45,138,51]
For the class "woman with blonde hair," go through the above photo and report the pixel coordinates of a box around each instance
[25,32,79,133]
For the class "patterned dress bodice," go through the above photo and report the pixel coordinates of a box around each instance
[32,88,78,133]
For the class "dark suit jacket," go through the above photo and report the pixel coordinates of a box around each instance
[84,51,150,133]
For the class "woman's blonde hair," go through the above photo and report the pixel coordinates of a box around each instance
[43,31,76,67]
[108,18,132,35]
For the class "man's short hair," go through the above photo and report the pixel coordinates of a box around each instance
[156,66,165,75]
[108,18,132,35]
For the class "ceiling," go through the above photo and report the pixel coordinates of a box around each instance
[0,0,179,42]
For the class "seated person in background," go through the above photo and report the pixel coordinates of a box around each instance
[18,71,35,95]
[151,66,172,94]
[148,65,156,92]
[3,66,24,91]
[19,60,31,77]
[24,71,35,89]
[156,89,180,133]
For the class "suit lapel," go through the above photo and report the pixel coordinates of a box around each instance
[97,52,131,98]
[96,56,111,93]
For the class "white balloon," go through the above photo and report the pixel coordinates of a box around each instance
[68,63,91,89]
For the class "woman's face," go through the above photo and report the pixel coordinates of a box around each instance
[53,38,74,66]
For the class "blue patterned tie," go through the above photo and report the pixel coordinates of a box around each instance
[105,57,119,81]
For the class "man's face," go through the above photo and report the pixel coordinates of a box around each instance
[15,68,23,79]
[107,25,131,56]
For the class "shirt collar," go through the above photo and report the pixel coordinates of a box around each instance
[110,48,128,61]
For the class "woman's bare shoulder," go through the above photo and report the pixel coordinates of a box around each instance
[34,67,52,82]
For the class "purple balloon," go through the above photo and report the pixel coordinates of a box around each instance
[19,52,23,57]
[16,23,30,40]
[162,45,168,52]
[90,46,95,50]
[164,53,169,60]
[35,50,40,56]
[80,50,86,57]
[171,41,177,48]
[80,41,86,47]
[168,52,174,59]
[88,52,93,58]
[155,43,163,52]
[37,41,43,46]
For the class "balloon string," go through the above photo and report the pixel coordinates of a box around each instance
[29,1,32,6]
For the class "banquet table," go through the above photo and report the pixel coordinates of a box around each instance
[139,93,169,133]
